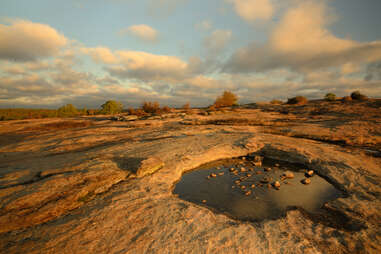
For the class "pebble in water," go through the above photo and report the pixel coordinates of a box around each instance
[218,172,224,176]
[251,184,256,188]
[302,178,311,185]
[273,181,281,190]
[261,176,272,183]
[240,167,247,172]
[253,161,262,167]
[306,170,314,177]
[245,190,252,196]
[210,173,217,178]
[282,171,294,179]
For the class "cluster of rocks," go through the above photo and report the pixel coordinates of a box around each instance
[205,156,316,197]
[301,170,314,184]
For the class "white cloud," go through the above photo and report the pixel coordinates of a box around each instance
[0,19,67,61]
[227,0,274,22]
[81,47,117,64]
[121,24,158,42]
[107,50,189,81]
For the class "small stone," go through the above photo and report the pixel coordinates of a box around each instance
[306,170,314,177]
[275,163,280,167]
[234,180,241,184]
[229,168,235,172]
[242,157,246,160]
[254,155,263,162]
[232,186,235,189]
[246,173,252,177]
[240,185,246,190]
[283,171,294,179]
[251,184,256,188]
[210,173,217,178]
[273,181,281,190]
[302,178,311,185]
[253,161,262,167]
[264,167,272,172]
[240,167,247,172]
[245,190,252,196]
[218,172,224,176]
[260,176,271,183]
[202,200,207,203]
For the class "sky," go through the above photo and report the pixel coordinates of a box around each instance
[0,0,381,109]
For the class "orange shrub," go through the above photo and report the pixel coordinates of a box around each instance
[214,91,238,108]
[142,101,160,114]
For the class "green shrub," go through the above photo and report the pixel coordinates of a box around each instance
[214,91,238,108]
[350,91,368,100]
[286,96,308,105]
[57,104,78,117]
[100,100,123,115]
[325,93,336,101]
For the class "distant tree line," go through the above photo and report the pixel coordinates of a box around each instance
[0,90,372,121]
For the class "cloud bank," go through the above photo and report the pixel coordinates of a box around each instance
[0,19,67,61]
[224,1,381,73]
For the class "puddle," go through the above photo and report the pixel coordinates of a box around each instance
[173,157,345,222]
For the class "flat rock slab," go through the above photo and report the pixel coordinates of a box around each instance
[0,109,380,253]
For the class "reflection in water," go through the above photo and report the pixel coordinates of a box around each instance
[173,158,344,221]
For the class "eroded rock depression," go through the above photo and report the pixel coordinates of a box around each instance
[0,104,380,253]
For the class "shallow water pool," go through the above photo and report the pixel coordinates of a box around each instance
[173,157,344,221]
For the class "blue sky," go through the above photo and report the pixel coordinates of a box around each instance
[0,0,381,108]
